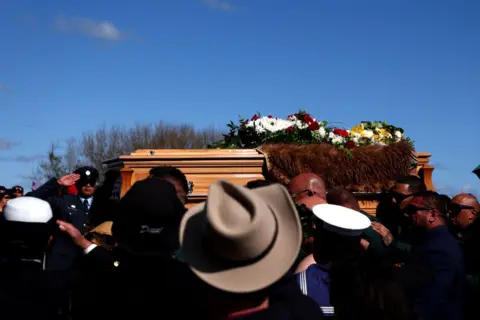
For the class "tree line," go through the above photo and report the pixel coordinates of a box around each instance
[31,122,223,183]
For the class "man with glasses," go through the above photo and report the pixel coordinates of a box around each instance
[449,193,480,319]
[400,191,465,320]
[374,176,427,263]
[288,173,327,204]
[9,185,24,198]
[450,193,479,232]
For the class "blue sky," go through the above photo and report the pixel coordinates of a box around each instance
[1,0,479,196]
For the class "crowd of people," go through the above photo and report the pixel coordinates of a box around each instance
[0,165,479,320]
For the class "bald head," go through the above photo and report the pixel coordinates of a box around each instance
[452,193,480,211]
[326,187,360,212]
[288,173,326,204]
[451,193,480,229]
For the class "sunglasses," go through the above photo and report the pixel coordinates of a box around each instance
[450,203,475,213]
[403,205,434,215]
[78,179,97,187]
[391,191,413,202]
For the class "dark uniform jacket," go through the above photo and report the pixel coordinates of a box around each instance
[27,179,90,271]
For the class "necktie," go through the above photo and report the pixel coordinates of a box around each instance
[83,199,90,212]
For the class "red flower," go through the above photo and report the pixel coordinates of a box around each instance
[303,114,314,124]
[241,120,249,126]
[308,121,320,131]
[251,115,259,121]
[267,115,273,118]
[333,128,349,137]
[286,126,294,133]
[345,140,356,149]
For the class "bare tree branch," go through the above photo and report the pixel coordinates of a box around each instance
[31,121,223,182]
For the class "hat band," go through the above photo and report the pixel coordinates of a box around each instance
[323,223,364,237]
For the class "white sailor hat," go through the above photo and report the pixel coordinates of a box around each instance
[3,196,53,223]
[311,204,371,237]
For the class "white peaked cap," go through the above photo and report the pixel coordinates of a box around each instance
[312,204,371,237]
[3,196,53,223]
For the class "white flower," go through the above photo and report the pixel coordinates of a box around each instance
[294,120,308,129]
[255,126,266,134]
[328,132,335,139]
[318,127,326,137]
[394,131,403,141]
[332,136,345,144]
[361,130,374,139]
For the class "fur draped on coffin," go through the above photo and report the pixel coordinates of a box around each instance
[257,141,415,192]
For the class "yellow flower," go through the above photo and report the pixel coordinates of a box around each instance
[350,124,364,136]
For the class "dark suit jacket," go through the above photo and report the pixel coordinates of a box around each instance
[27,179,90,271]
[399,226,465,320]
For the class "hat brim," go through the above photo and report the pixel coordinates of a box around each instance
[312,204,371,236]
[179,184,302,293]
[88,221,113,236]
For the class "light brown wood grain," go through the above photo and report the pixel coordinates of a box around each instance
[104,149,434,214]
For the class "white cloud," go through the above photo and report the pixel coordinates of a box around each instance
[55,16,123,41]
[202,0,239,12]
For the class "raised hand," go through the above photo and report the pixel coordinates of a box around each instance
[371,222,393,246]
[57,174,80,187]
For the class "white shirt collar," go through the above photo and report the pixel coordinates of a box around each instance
[80,197,93,206]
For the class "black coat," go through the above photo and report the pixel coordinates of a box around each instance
[0,260,80,320]
[72,246,210,320]
[27,179,90,271]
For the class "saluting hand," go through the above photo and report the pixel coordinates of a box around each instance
[57,174,80,187]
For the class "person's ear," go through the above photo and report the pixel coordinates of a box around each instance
[469,210,476,220]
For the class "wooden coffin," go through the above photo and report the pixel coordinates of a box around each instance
[103,149,434,215]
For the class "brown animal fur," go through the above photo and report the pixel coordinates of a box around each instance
[257,141,415,192]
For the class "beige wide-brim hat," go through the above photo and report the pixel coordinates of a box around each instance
[88,221,113,236]
[179,180,302,294]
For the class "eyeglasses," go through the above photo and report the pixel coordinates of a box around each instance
[291,189,314,199]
